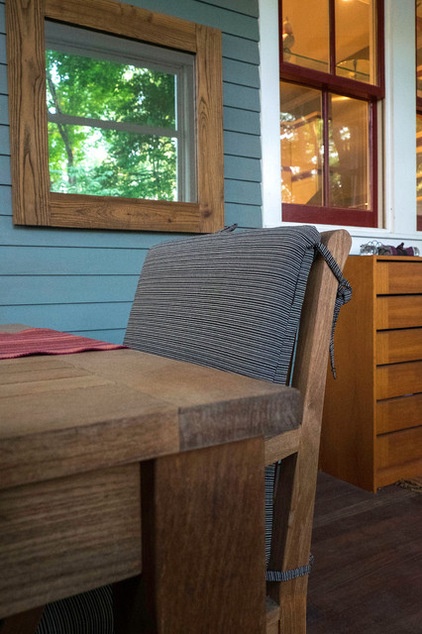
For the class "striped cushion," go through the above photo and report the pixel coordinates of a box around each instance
[125,225,321,566]
[125,225,321,384]
[36,586,113,634]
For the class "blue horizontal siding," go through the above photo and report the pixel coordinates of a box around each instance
[223,82,260,111]
[225,155,261,182]
[1,276,138,304]
[0,35,5,65]
[0,303,132,334]
[224,131,261,158]
[0,216,186,249]
[223,34,260,64]
[224,58,259,88]
[0,65,6,94]
[1,246,147,275]
[0,95,7,124]
[0,184,11,208]
[225,202,262,228]
[224,106,260,134]
[0,154,10,183]
[0,123,9,146]
[0,0,263,338]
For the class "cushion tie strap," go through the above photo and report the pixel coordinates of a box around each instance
[266,555,315,582]
[315,242,352,379]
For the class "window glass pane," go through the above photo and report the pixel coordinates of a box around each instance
[417,114,422,221]
[280,82,323,205]
[335,0,376,85]
[417,3,422,100]
[281,0,329,73]
[328,94,369,209]
[45,22,195,203]
[48,123,177,199]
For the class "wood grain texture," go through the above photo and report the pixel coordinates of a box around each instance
[308,472,422,633]
[376,295,422,329]
[45,0,198,52]
[377,393,422,434]
[266,230,352,634]
[137,439,266,633]
[321,255,422,492]
[0,465,142,618]
[5,0,49,225]
[0,347,300,490]
[195,23,224,232]
[376,328,422,364]
[321,255,376,491]
[376,360,422,400]
[0,339,301,628]
[375,256,422,293]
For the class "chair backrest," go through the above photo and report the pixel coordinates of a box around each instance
[125,225,331,385]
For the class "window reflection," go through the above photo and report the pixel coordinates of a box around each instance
[417,114,422,222]
[280,82,369,210]
[335,0,376,84]
[281,0,377,86]
[329,94,369,209]
[281,0,329,72]
[280,83,323,205]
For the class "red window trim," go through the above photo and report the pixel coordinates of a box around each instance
[279,0,384,228]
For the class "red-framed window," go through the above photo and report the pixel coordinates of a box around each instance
[279,0,384,228]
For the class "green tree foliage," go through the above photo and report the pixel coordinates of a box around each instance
[46,49,177,200]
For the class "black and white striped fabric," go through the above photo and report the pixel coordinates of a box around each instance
[124,225,321,384]
[36,586,113,634]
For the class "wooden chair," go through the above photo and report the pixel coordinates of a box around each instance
[123,225,352,633]
[264,229,351,633]
[1,226,351,633]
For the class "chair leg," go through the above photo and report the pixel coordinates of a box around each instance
[266,452,314,634]
[278,577,308,634]
[0,606,44,634]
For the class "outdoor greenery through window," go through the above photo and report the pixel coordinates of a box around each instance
[6,0,223,233]
[46,22,195,203]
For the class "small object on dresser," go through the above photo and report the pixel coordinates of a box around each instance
[360,241,420,256]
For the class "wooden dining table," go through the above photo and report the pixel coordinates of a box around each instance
[0,325,302,633]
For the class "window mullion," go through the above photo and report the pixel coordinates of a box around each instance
[322,90,330,207]
[48,112,179,139]
[329,0,336,76]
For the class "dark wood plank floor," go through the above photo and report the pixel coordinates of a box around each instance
[307,472,422,633]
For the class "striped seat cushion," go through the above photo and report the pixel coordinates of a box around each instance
[124,224,321,384]
[36,586,113,634]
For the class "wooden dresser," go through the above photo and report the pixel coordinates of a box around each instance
[321,255,422,491]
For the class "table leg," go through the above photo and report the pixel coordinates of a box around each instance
[115,437,266,633]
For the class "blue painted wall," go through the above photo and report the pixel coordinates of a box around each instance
[0,0,262,343]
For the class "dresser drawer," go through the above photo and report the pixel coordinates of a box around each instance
[376,328,422,364]
[377,426,422,472]
[376,296,422,329]
[376,360,422,400]
[376,260,422,294]
[376,393,422,434]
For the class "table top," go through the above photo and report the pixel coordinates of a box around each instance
[0,326,302,491]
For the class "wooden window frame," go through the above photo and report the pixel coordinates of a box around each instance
[279,0,384,228]
[6,0,224,233]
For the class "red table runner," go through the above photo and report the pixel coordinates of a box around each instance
[0,328,126,360]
